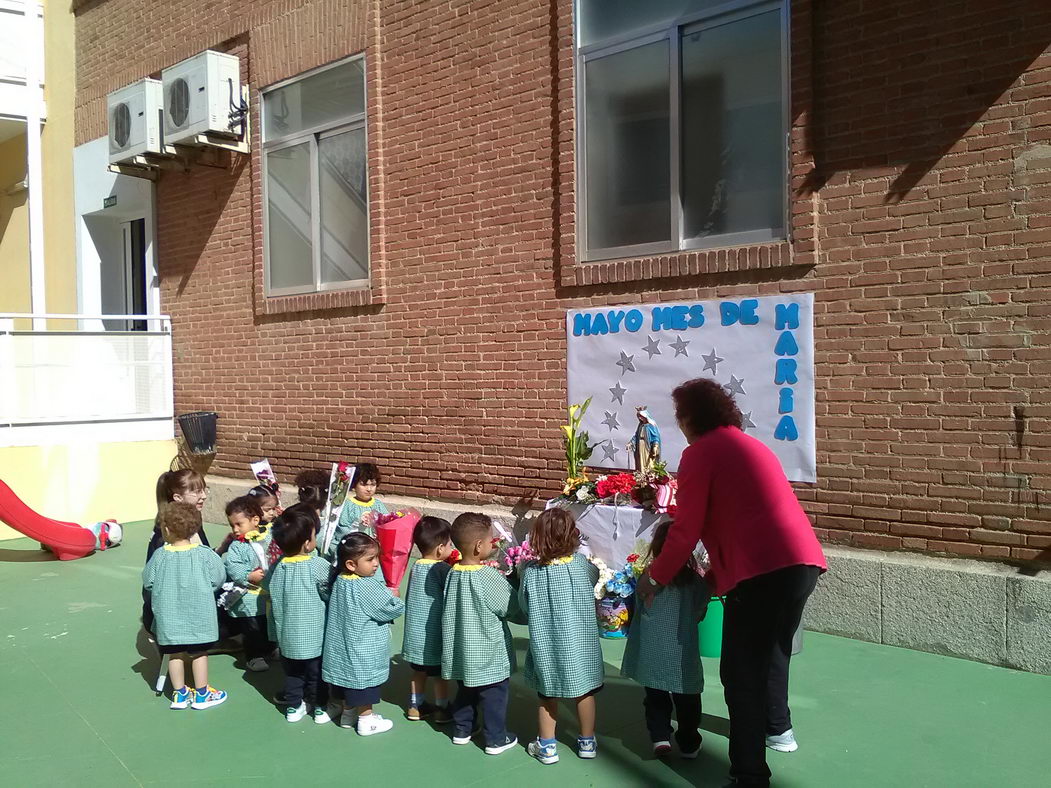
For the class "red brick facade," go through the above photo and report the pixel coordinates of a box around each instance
[74,0,1051,563]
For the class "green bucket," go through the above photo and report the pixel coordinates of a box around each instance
[698,596,724,658]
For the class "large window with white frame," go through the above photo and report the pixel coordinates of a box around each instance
[262,57,370,296]
[576,0,787,262]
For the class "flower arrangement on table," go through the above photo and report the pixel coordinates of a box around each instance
[562,459,678,514]
[590,552,648,638]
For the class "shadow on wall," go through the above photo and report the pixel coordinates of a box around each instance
[802,0,1051,202]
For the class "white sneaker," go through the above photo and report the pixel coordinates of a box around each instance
[246,658,269,672]
[313,706,331,724]
[653,740,672,756]
[285,702,308,723]
[766,728,798,753]
[339,710,357,729]
[484,734,518,755]
[356,713,394,736]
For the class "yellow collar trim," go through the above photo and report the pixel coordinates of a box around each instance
[416,558,439,565]
[339,573,362,580]
[350,497,376,507]
[453,563,485,571]
[544,555,574,565]
[164,544,198,552]
[283,554,311,563]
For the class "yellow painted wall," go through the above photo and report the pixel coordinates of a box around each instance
[0,134,31,313]
[0,440,177,539]
[42,0,77,316]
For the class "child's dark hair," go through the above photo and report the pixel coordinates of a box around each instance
[158,502,202,541]
[413,516,452,555]
[334,532,380,579]
[225,495,263,521]
[272,502,319,555]
[451,512,492,553]
[530,508,581,563]
[248,484,277,501]
[295,469,329,510]
[649,520,699,586]
[351,463,381,487]
[155,469,205,506]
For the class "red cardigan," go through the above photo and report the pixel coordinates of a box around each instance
[649,426,826,596]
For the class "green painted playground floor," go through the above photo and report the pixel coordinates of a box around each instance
[1,522,1049,787]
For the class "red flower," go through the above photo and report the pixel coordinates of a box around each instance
[596,472,636,499]
[626,553,639,563]
[444,549,461,566]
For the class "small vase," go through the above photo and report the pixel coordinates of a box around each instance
[596,595,630,639]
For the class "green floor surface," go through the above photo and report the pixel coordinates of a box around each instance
[1,521,1048,787]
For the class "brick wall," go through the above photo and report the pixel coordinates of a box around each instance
[73,0,1051,564]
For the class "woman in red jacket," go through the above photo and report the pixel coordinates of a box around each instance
[637,378,826,788]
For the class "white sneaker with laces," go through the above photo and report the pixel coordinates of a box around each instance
[313,706,331,725]
[485,734,518,756]
[356,713,394,736]
[766,728,798,753]
[246,657,269,672]
[285,702,308,723]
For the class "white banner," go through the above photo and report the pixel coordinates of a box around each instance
[566,293,815,483]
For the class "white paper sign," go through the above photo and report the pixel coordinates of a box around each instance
[566,293,816,483]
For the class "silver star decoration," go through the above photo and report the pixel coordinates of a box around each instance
[642,335,662,359]
[727,375,747,396]
[600,441,619,462]
[670,335,690,358]
[742,411,756,430]
[616,350,636,375]
[701,347,724,374]
[609,381,627,405]
[601,410,620,431]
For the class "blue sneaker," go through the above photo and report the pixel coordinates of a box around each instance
[170,686,191,710]
[577,735,597,759]
[527,738,559,764]
[191,686,227,710]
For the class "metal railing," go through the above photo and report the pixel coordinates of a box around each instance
[0,313,174,445]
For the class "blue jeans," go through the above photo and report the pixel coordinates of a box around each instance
[451,678,510,746]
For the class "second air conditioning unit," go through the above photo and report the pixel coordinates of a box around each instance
[107,79,164,164]
[161,50,243,145]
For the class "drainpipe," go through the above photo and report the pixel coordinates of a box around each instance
[25,2,45,330]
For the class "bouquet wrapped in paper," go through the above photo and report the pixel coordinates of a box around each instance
[374,508,422,593]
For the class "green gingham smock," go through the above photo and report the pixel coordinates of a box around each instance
[263,554,331,660]
[442,564,522,687]
[324,496,391,557]
[621,578,707,694]
[519,553,604,698]
[322,573,405,689]
[223,528,273,618]
[401,559,452,666]
[142,544,225,646]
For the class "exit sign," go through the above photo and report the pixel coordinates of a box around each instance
[103,195,117,208]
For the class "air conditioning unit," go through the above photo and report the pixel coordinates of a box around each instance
[107,79,164,164]
[161,50,242,145]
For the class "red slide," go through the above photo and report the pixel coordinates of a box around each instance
[0,478,96,561]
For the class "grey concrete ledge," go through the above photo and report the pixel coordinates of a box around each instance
[806,545,1051,675]
[203,475,1051,676]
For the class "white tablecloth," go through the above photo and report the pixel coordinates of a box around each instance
[548,500,670,568]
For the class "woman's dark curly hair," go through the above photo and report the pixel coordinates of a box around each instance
[672,378,743,437]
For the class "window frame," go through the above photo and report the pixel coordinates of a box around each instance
[261,55,371,298]
[574,0,790,263]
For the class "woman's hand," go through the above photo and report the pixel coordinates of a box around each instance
[635,568,662,607]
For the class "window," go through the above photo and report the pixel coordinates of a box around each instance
[262,57,369,296]
[577,0,786,262]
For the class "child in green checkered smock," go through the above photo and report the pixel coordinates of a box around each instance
[142,502,228,711]
[442,513,524,755]
[519,508,603,764]
[402,517,455,722]
[264,504,332,724]
[622,520,709,757]
[322,533,404,737]
[222,496,277,671]
[325,464,389,558]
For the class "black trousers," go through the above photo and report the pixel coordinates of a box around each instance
[721,564,820,787]
[643,687,702,751]
[451,678,509,747]
[282,656,329,708]
[231,615,274,660]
